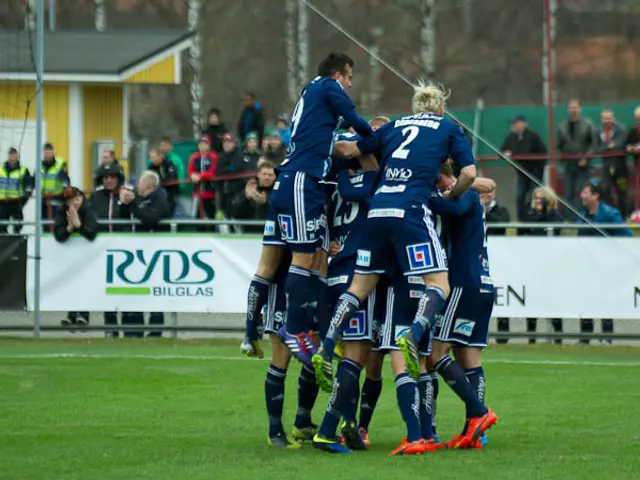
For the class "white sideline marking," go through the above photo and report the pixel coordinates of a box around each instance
[0,353,639,367]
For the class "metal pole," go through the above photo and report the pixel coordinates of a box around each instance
[297,0,309,88]
[48,0,55,31]
[543,0,558,190]
[472,98,484,160]
[34,0,45,338]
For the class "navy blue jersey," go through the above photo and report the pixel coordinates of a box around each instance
[278,76,372,180]
[329,168,377,262]
[428,189,492,290]
[356,113,474,210]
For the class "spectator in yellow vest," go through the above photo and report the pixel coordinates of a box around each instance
[0,147,33,234]
[41,142,70,225]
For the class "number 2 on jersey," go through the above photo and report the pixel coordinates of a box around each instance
[391,125,420,160]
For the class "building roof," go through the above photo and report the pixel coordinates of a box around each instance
[0,29,193,82]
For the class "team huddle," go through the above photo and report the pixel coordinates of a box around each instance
[240,52,499,455]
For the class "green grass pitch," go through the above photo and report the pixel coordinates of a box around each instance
[1,338,639,480]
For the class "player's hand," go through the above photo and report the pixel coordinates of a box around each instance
[190,173,201,183]
[578,158,588,168]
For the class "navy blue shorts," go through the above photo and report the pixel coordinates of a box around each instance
[379,272,432,356]
[263,252,292,335]
[434,287,495,348]
[327,256,376,344]
[355,204,447,277]
[270,171,328,253]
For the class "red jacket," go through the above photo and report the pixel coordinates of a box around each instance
[188,151,218,199]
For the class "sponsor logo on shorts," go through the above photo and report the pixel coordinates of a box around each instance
[453,318,475,337]
[394,326,410,341]
[406,243,434,270]
[327,275,349,287]
[263,220,276,236]
[278,215,295,240]
[356,249,372,267]
[409,289,423,298]
[344,310,366,337]
[408,276,425,285]
[305,214,326,233]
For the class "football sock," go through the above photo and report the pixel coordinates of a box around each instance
[312,273,330,339]
[358,377,383,431]
[342,376,360,424]
[318,358,362,438]
[435,355,487,419]
[429,372,439,436]
[323,292,360,358]
[285,266,312,335]
[294,365,319,429]
[408,286,446,343]
[395,373,422,443]
[418,373,434,440]
[246,275,271,340]
[265,364,287,438]
[463,367,486,434]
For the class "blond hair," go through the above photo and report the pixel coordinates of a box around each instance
[369,116,391,128]
[530,187,558,210]
[140,170,160,191]
[412,80,450,114]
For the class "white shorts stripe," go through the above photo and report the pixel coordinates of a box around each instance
[422,205,447,268]
[438,286,463,340]
[294,172,306,243]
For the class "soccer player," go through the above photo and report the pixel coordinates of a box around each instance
[313,82,477,455]
[270,52,373,366]
[428,172,498,449]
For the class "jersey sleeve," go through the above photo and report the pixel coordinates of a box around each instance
[449,122,475,169]
[338,170,377,202]
[325,81,373,137]
[429,190,475,216]
[356,125,386,156]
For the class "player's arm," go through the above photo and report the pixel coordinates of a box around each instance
[447,123,476,199]
[325,81,373,137]
[358,154,378,171]
[429,191,475,216]
[471,177,496,194]
[338,169,377,202]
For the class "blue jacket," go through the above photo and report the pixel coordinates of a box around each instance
[577,202,633,236]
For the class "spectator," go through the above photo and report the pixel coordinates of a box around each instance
[119,171,170,338]
[54,186,97,330]
[216,133,249,217]
[479,187,511,344]
[230,160,276,233]
[263,133,287,165]
[188,135,219,226]
[237,92,265,143]
[501,115,547,222]
[203,108,228,153]
[577,181,632,345]
[93,150,119,187]
[88,163,128,338]
[158,136,189,199]
[41,142,70,225]
[624,106,640,162]
[244,132,261,170]
[0,147,33,234]
[596,110,628,218]
[557,99,597,213]
[482,187,510,236]
[522,187,564,344]
[147,147,180,216]
[276,114,291,148]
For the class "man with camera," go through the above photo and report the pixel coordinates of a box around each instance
[230,160,276,234]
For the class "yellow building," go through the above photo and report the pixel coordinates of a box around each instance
[0,29,193,190]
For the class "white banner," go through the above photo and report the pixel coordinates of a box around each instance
[27,235,640,318]
[27,236,261,313]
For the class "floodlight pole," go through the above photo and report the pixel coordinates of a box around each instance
[542,0,558,189]
[34,0,45,338]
